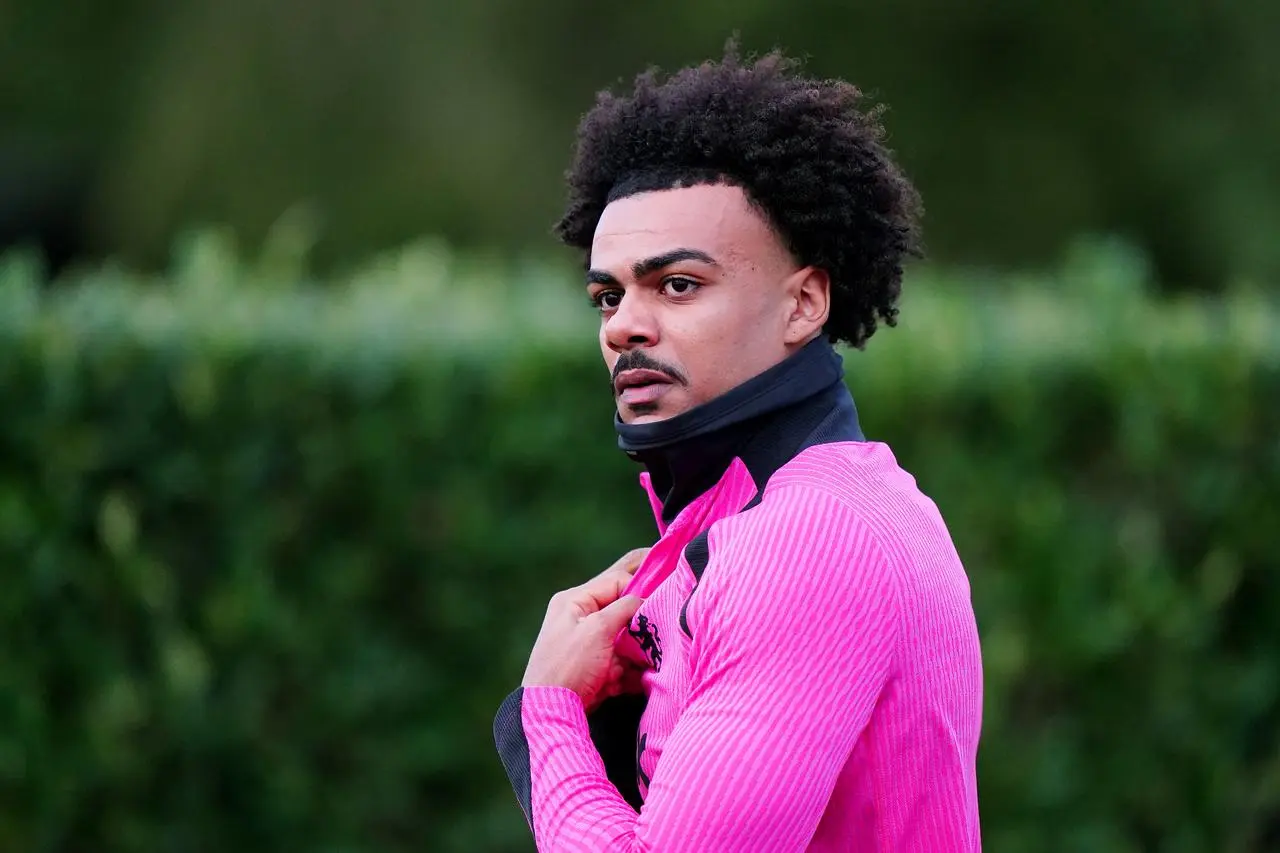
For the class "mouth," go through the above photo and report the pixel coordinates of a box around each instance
[614,369,676,406]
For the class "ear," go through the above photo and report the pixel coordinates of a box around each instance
[783,266,831,345]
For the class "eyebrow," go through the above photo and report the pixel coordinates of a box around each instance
[586,248,719,286]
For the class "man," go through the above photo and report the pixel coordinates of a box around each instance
[493,43,983,851]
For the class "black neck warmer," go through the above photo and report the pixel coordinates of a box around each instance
[615,337,865,525]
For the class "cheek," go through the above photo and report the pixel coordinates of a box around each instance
[599,327,617,368]
[669,313,753,391]
[680,297,788,391]
[695,295,772,349]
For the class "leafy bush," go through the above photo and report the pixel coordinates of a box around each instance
[0,238,1276,852]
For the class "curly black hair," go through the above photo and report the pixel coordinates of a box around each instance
[554,41,924,349]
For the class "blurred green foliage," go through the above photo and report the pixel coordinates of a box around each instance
[0,238,1278,852]
[3,0,1279,289]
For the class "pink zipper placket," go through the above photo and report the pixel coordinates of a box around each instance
[623,458,760,601]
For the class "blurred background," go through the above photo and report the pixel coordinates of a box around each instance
[5,0,1280,287]
[1,1,1278,851]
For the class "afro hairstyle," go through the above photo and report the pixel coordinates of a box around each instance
[554,41,924,349]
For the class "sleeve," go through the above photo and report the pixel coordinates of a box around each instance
[493,485,900,852]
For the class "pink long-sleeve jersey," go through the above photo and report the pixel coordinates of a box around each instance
[495,341,983,851]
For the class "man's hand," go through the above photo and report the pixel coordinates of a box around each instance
[522,548,650,710]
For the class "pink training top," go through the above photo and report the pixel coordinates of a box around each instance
[509,440,983,851]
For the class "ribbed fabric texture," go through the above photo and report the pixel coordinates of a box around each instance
[518,440,983,851]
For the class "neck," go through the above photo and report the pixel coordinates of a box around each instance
[615,337,861,524]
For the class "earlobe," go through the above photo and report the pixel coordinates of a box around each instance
[785,267,831,344]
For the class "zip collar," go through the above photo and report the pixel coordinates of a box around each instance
[615,337,863,525]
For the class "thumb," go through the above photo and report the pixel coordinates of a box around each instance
[593,594,645,639]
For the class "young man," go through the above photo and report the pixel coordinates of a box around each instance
[494,44,983,851]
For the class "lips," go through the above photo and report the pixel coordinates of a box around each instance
[614,369,675,406]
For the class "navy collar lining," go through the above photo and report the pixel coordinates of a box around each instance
[614,337,860,523]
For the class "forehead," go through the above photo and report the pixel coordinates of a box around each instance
[590,183,782,273]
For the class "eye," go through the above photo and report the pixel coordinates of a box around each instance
[662,277,700,297]
[590,289,623,312]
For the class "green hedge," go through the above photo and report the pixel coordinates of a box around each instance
[1,238,1277,852]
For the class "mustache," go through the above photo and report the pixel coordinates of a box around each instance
[611,351,689,387]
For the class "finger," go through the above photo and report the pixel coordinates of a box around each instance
[573,570,634,614]
[591,594,645,640]
[611,547,650,576]
[571,548,652,614]
[570,548,651,612]
[594,547,649,581]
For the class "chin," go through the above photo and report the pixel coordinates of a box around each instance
[621,407,664,424]
[617,387,699,424]
[620,402,679,424]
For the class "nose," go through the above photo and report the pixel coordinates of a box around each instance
[603,292,659,354]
